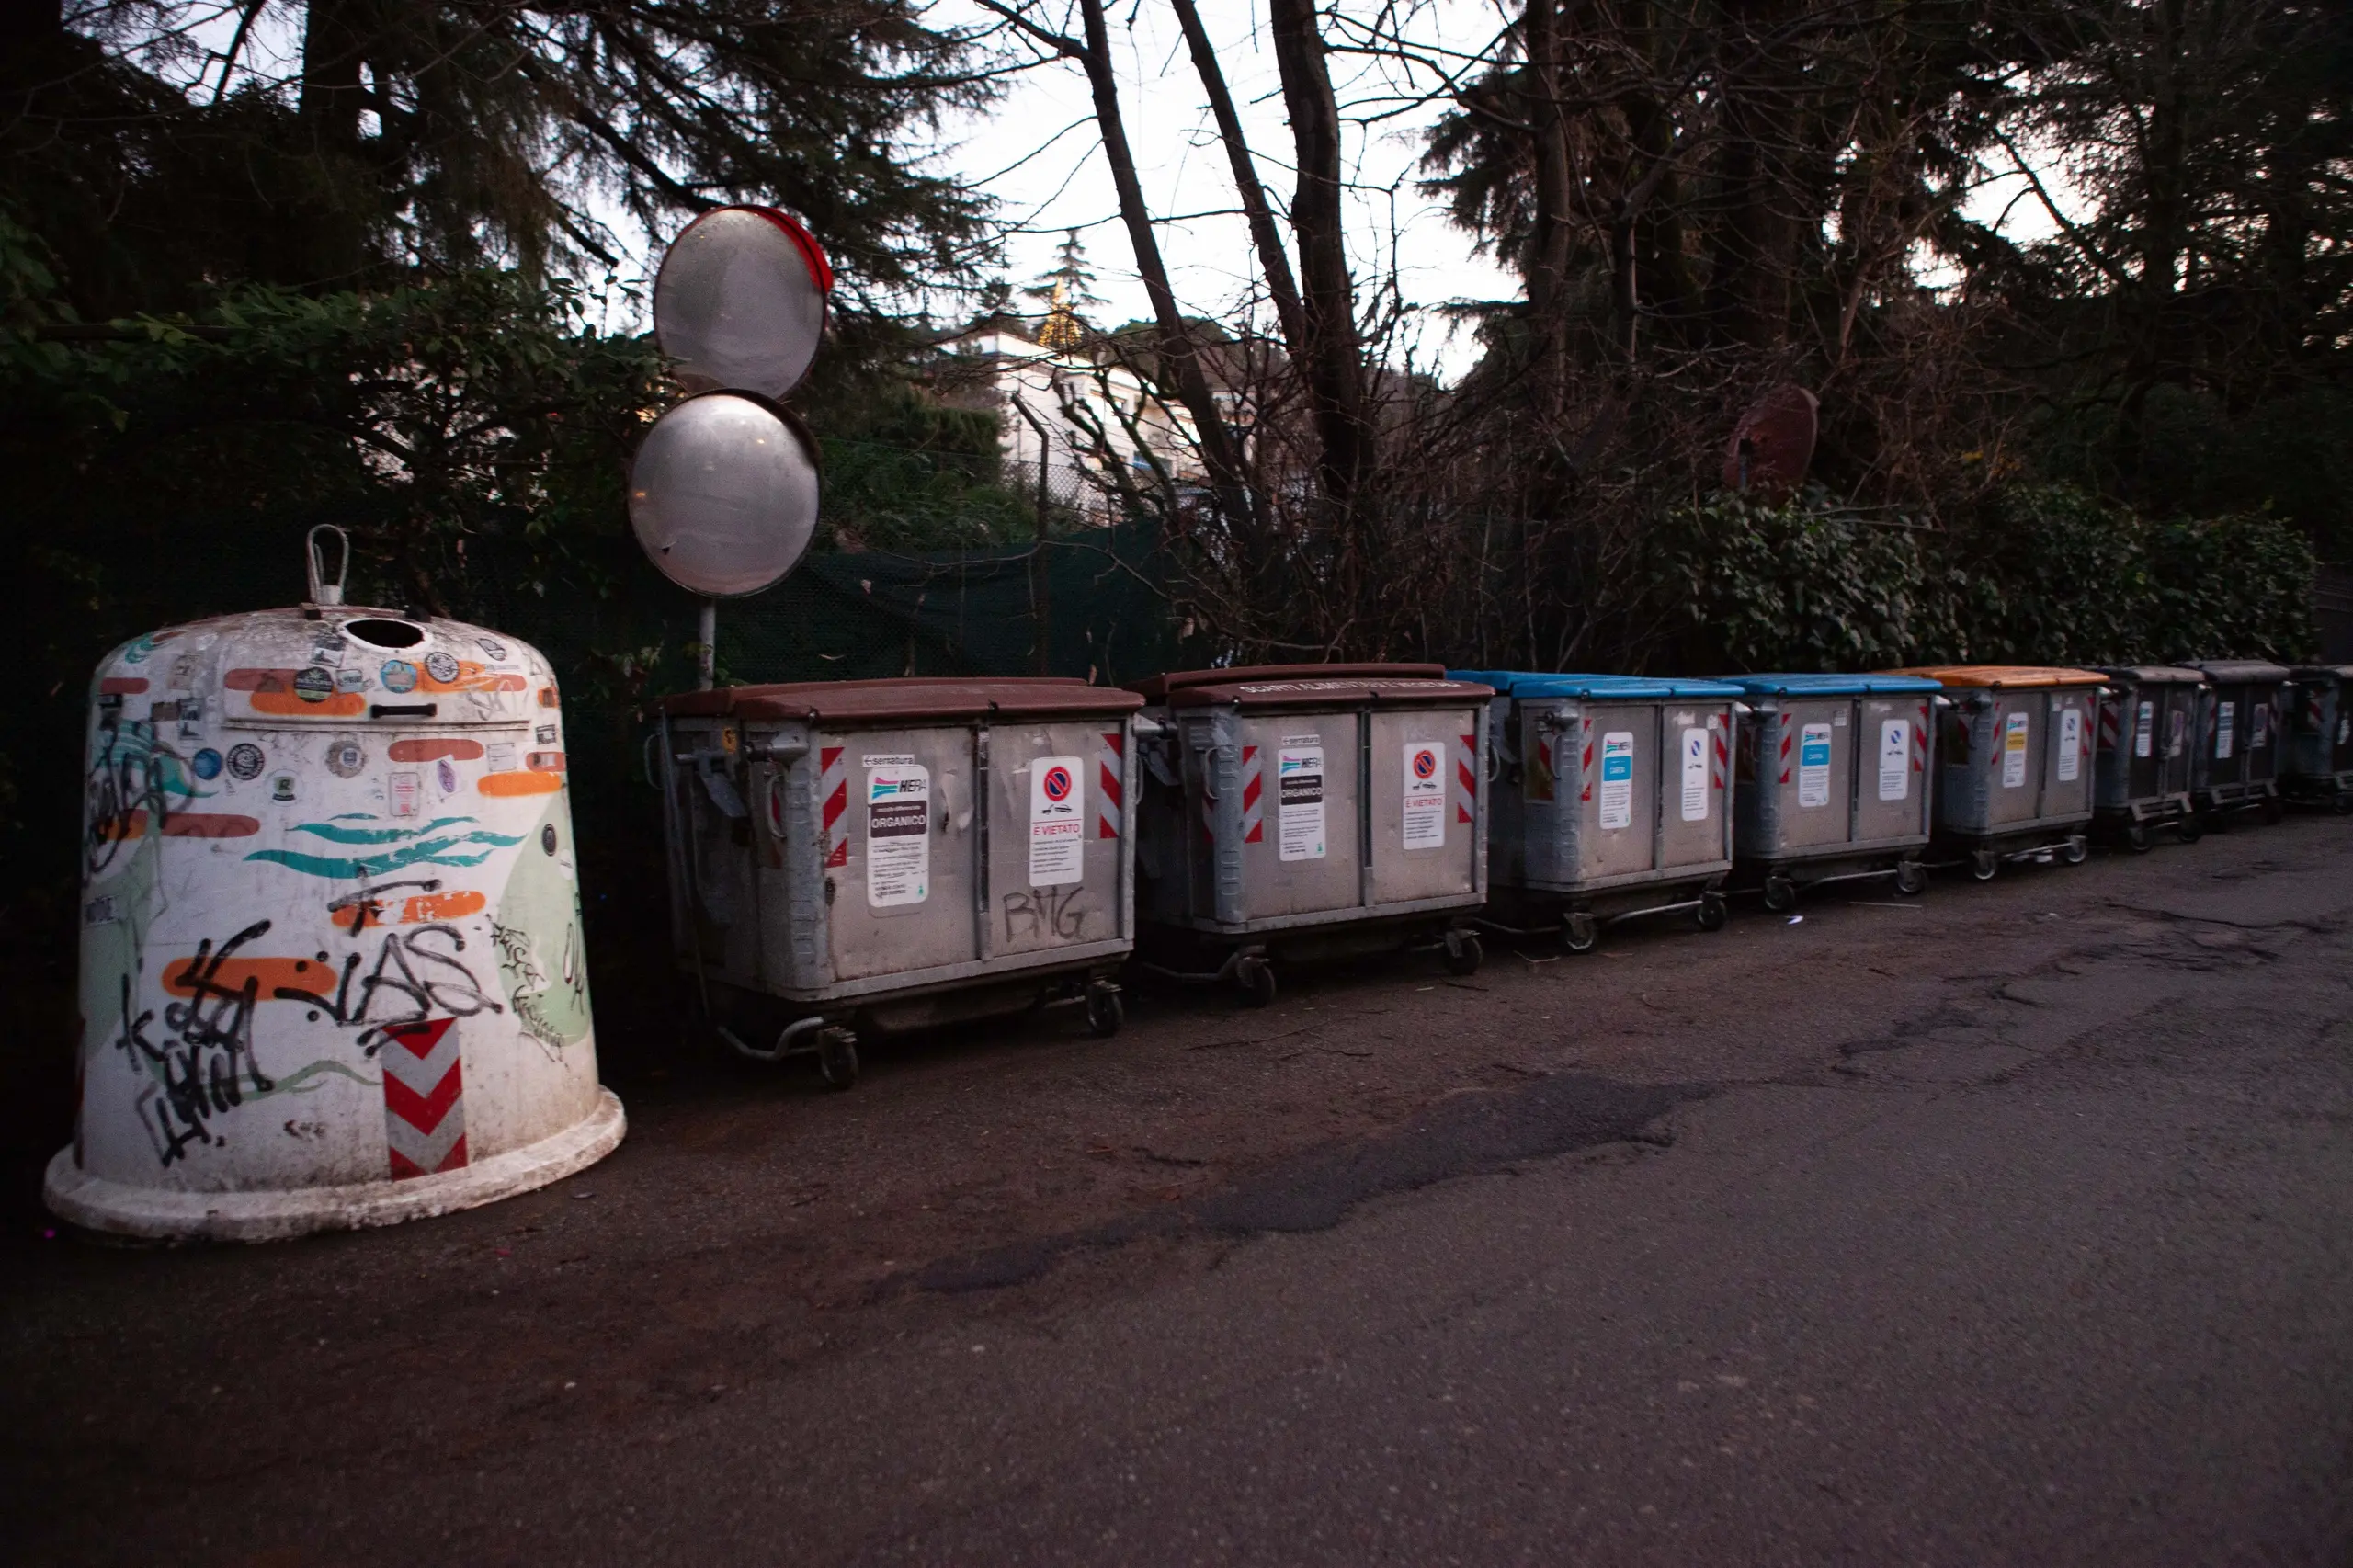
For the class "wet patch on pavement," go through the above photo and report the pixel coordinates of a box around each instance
[914,1072,1705,1294]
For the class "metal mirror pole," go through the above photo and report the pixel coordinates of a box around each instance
[699,598,717,690]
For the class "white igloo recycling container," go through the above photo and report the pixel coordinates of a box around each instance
[46,540,624,1241]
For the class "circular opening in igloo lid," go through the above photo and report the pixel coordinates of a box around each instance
[342,619,426,649]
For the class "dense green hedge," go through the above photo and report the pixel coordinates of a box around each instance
[1650,484,2316,673]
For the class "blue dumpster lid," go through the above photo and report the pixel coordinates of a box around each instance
[1718,672,1943,697]
[1449,669,1745,699]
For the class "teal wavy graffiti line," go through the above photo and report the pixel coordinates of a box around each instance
[289,815,482,846]
[256,1060,378,1096]
[246,827,524,880]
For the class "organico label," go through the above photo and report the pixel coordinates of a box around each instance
[1402,742,1447,849]
[2056,708,2082,783]
[2134,700,2154,758]
[1878,719,1910,801]
[2215,701,2235,760]
[1028,755,1085,886]
[1278,740,1326,861]
[1598,732,1635,831]
[865,758,930,907]
[2002,710,2029,788]
[1679,728,1709,822]
[1798,722,1833,808]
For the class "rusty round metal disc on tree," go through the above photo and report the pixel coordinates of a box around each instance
[629,392,821,598]
[653,206,833,401]
[1722,383,1820,500]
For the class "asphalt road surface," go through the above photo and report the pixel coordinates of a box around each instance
[8,816,2353,1565]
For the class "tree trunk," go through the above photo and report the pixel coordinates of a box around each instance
[1172,0,1307,358]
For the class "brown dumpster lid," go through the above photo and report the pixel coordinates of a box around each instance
[1881,665,2107,690]
[1129,662,1445,700]
[2192,659,2292,683]
[660,676,1142,723]
[2096,665,2206,685]
[1154,674,1493,710]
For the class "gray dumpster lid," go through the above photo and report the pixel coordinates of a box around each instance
[1130,663,1443,700]
[2291,665,2353,680]
[2096,665,2207,685]
[661,677,1141,723]
[2191,660,2292,683]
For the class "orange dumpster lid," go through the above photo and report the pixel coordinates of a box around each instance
[1881,665,2107,690]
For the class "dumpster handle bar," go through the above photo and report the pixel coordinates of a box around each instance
[720,1014,828,1064]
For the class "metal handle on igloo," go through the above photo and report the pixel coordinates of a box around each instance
[306,525,350,607]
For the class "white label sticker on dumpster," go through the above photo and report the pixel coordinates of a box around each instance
[1679,728,1709,822]
[2002,711,2029,788]
[865,759,930,906]
[1798,723,1833,809]
[1598,732,1635,830]
[1878,719,1910,801]
[2135,700,2154,758]
[1278,741,1326,861]
[2056,708,2082,782]
[2215,701,2235,760]
[1402,742,1447,849]
[2253,702,2271,749]
[1027,756,1085,886]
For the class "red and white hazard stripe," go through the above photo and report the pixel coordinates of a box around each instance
[2097,697,2120,754]
[819,744,848,868]
[1097,729,1124,839]
[1579,715,1595,803]
[381,1017,466,1178]
[1239,744,1265,844]
[1913,701,1930,775]
[1777,714,1794,786]
[1453,730,1479,824]
[1711,712,1731,793]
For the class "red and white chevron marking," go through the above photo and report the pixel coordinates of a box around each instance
[1239,744,1265,844]
[1778,714,1795,786]
[1913,701,1930,775]
[1579,715,1595,803]
[2097,698,2120,754]
[381,1018,467,1178]
[1453,731,1478,824]
[819,744,848,868]
[1711,714,1731,792]
[1097,729,1124,839]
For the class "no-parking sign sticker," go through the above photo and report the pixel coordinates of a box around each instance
[1029,756,1084,886]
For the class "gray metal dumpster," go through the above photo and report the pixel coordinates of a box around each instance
[2188,660,2292,825]
[1722,673,1942,909]
[658,678,1144,1086]
[2283,665,2353,811]
[2091,665,2206,849]
[1883,665,2106,880]
[1449,671,1741,950]
[1130,665,1491,1004]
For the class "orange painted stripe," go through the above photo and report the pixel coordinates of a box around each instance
[162,955,332,998]
[164,813,261,838]
[100,677,150,696]
[223,668,296,691]
[245,689,368,716]
[398,889,485,923]
[478,769,563,797]
[419,662,529,695]
[388,737,484,762]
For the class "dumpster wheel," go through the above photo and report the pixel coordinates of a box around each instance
[1894,860,1928,895]
[2179,813,2205,843]
[2125,822,2153,853]
[817,1028,860,1091]
[2063,835,2089,865]
[1443,930,1483,977]
[2261,796,2285,826]
[1762,875,1798,914]
[1235,954,1278,1008]
[1562,913,1599,954]
[1085,983,1125,1038]
[1695,892,1728,932]
[1970,848,1999,881]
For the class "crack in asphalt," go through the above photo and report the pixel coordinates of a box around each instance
[904,1073,1707,1296]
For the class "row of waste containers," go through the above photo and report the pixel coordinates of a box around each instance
[659,659,2353,1085]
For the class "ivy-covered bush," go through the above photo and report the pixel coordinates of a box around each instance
[1648,483,2315,674]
